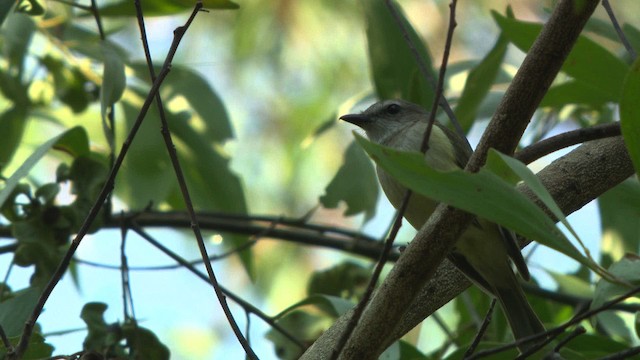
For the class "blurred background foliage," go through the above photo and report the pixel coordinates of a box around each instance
[0,0,640,359]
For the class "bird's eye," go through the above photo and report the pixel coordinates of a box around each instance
[386,103,401,115]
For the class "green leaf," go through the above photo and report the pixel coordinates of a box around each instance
[1,13,35,74]
[307,261,371,300]
[131,64,234,142]
[0,0,14,27]
[547,271,593,298]
[275,295,355,319]
[354,134,596,272]
[15,0,46,15]
[266,310,326,360]
[454,17,509,132]
[0,286,41,337]
[0,127,88,209]
[81,302,110,352]
[493,11,628,100]
[622,24,640,56]
[592,255,640,311]
[99,0,239,17]
[320,141,379,222]
[100,42,126,130]
[380,340,429,360]
[52,125,90,158]
[620,57,640,176]
[592,255,640,341]
[119,98,252,278]
[362,0,435,107]
[41,55,95,113]
[122,325,170,360]
[485,151,585,254]
[541,80,614,108]
[2,332,54,359]
[0,106,28,169]
[598,180,640,268]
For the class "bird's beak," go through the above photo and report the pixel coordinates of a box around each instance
[339,113,370,128]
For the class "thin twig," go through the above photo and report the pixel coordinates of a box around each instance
[330,190,412,359]
[129,223,305,349]
[552,326,585,353]
[469,285,640,359]
[602,0,637,60]
[597,345,640,360]
[0,324,12,353]
[8,3,197,358]
[384,0,466,142]
[331,2,459,358]
[464,299,496,358]
[132,2,256,357]
[420,0,458,153]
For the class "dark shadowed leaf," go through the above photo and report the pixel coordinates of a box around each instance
[455,10,509,132]
[620,57,640,175]
[320,141,378,222]
[493,11,628,100]
[362,0,435,108]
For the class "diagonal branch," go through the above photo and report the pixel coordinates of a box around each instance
[302,0,602,358]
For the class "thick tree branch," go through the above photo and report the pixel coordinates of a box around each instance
[304,135,632,359]
[302,0,601,358]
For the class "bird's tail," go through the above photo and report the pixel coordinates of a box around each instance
[494,280,546,352]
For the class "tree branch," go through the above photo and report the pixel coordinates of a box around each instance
[302,1,603,358]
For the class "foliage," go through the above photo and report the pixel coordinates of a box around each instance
[0,0,638,359]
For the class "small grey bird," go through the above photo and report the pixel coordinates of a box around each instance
[340,99,545,352]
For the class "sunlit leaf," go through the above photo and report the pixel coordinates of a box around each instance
[131,64,234,142]
[99,0,239,17]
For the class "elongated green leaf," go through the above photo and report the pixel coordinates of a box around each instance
[598,180,640,268]
[541,80,612,107]
[620,57,640,176]
[485,151,585,254]
[131,64,234,142]
[119,98,252,278]
[0,106,28,169]
[100,42,126,121]
[99,0,238,16]
[0,127,88,208]
[320,141,378,222]
[455,19,509,131]
[493,11,628,99]
[355,134,595,270]
[592,256,640,311]
[362,0,435,108]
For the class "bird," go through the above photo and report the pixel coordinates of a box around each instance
[340,99,545,352]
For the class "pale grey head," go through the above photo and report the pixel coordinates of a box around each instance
[339,99,428,143]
